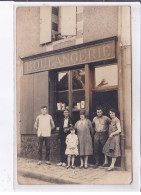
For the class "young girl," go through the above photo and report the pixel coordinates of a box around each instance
[65,126,79,169]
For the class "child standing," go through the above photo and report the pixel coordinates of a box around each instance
[65,126,78,169]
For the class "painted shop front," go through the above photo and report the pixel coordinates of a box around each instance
[20,36,125,167]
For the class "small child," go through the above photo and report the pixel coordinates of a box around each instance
[65,126,78,169]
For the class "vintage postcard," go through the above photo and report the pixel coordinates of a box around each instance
[16,4,133,185]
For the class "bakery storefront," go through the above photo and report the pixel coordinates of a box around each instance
[20,36,124,166]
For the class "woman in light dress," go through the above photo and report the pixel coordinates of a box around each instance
[75,111,93,169]
[103,108,121,171]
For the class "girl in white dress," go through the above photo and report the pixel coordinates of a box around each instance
[65,126,79,169]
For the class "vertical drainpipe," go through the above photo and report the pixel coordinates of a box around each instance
[118,6,126,171]
[18,59,23,157]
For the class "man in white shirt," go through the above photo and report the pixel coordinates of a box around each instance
[34,105,55,165]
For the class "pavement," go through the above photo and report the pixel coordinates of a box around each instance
[17,157,132,185]
[18,175,53,185]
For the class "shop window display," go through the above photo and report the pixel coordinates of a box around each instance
[55,69,86,123]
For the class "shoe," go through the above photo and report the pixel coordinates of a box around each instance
[62,163,66,167]
[79,165,83,169]
[102,163,109,167]
[46,161,51,165]
[93,163,99,169]
[57,162,63,166]
[107,166,114,171]
[66,166,70,169]
[84,164,88,169]
[37,161,41,165]
[71,165,75,169]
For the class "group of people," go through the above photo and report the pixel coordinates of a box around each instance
[34,106,121,171]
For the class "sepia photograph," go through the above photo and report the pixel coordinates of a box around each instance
[16,5,132,185]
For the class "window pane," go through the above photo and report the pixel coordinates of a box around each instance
[72,90,85,110]
[56,71,68,91]
[56,91,69,110]
[95,65,118,88]
[72,69,85,90]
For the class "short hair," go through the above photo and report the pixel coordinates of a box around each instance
[64,109,69,113]
[69,126,75,131]
[109,108,117,115]
[69,124,73,128]
[41,105,47,109]
[96,107,103,112]
[80,110,86,116]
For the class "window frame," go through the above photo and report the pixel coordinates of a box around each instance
[54,67,86,115]
[93,63,118,92]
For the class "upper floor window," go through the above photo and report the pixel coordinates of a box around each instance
[40,6,77,45]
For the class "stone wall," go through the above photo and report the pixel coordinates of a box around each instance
[83,6,118,43]
[21,132,60,162]
[20,133,121,166]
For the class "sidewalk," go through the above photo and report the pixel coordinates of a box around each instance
[17,157,132,185]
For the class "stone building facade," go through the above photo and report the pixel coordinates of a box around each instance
[16,6,131,170]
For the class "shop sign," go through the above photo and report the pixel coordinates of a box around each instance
[23,40,116,74]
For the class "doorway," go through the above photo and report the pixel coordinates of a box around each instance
[90,89,121,166]
[91,90,118,118]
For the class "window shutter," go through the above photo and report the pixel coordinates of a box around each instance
[40,6,52,44]
[52,7,59,40]
[20,75,34,134]
[60,7,76,36]
[20,72,50,135]
[33,71,49,131]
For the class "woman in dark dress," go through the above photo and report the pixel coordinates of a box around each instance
[103,108,121,171]
[75,111,93,169]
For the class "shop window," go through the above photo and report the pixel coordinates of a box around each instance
[56,91,69,110]
[55,68,85,117]
[94,64,118,89]
[55,71,69,109]
[72,69,85,112]
[72,90,85,111]
[56,71,68,91]
[72,69,85,90]
[40,6,76,45]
